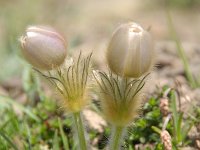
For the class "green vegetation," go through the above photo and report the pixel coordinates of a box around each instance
[0,84,198,149]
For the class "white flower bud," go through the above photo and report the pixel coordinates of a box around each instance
[20,26,67,70]
[107,22,154,78]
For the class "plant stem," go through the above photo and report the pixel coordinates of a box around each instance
[73,112,87,150]
[110,126,124,150]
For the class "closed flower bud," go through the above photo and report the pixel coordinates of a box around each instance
[107,22,154,78]
[20,26,67,70]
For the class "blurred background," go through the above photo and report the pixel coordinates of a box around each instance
[0,0,200,82]
[1,0,200,149]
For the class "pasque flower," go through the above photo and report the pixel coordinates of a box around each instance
[94,22,154,150]
[20,26,91,150]
[20,26,67,70]
[93,70,148,150]
[106,22,154,78]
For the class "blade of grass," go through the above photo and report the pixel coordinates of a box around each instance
[177,113,183,142]
[25,122,32,150]
[0,131,19,150]
[58,118,70,150]
[0,116,15,130]
[53,130,59,150]
[166,10,197,88]
[170,90,178,141]
[0,96,40,122]
[181,122,193,144]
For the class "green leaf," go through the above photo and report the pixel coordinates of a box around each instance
[151,126,162,134]
[0,131,19,150]
[58,118,70,150]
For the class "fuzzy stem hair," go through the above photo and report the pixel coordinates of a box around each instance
[110,126,125,150]
[73,112,87,150]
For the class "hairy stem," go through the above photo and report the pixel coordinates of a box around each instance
[110,126,124,150]
[73,112,87,150]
